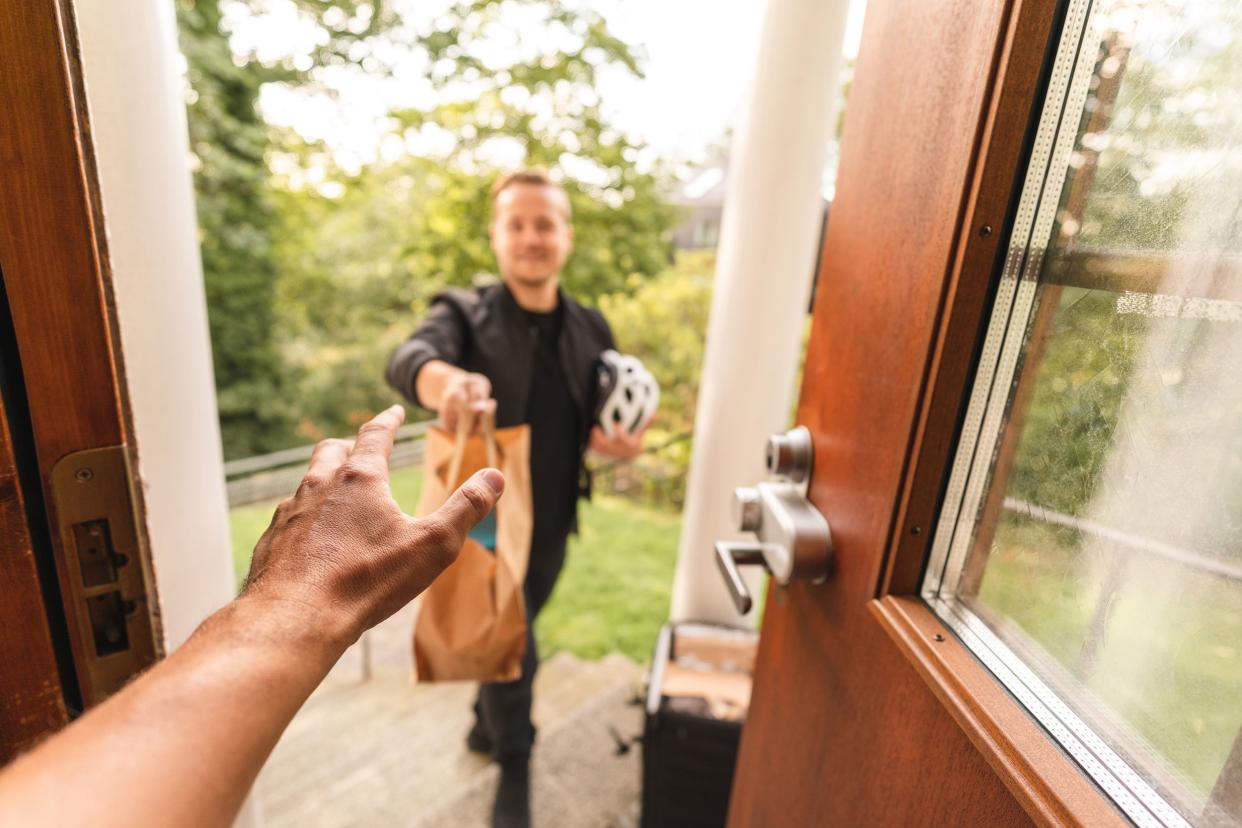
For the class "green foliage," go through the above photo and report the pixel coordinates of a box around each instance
[1067,16,1242,255]
[177,0,292,459]
[594,251,715,505]
[387,0,677,299]
[182,0,678,452]
[600,250,714,436]
[267,147,678,440]
[268,152,458,438]
[1006,288,1146,515]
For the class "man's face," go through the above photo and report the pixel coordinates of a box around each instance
[489,183,574,289]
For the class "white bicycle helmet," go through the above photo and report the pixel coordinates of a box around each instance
[595,350,659,439]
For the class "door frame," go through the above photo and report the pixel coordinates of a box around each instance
[0,0,161,723]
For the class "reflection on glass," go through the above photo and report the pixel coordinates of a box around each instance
[957,1,1242,823]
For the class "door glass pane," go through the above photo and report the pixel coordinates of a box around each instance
[938,1,1242,824]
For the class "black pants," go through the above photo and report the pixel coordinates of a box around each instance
[474,535,568,762]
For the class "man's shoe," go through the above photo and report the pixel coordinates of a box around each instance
[492,758,530,828]
[466,721,493,755]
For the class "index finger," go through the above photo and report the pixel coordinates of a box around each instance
[348,404,405,475]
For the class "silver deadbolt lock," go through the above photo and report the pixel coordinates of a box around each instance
[714,426,833,614]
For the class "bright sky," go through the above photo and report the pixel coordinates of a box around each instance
[228,0,867,175]
[602,0,866,164]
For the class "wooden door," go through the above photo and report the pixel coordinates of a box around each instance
[728,0,1129,824]
[0,359,68,761]
[0,0,160,757]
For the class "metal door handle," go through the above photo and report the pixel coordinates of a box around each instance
[714,427,834,615]
[715,541,768,614]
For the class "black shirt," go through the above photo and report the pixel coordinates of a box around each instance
[386,284,616,543]
[523,303,579,551]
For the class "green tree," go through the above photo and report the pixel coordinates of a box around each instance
[594,251,715,505]
[264,1,678,441]
[181,0,678,451]
[268,151,461,438]
[178,0,406,457]
[177,0,291,459]
[1008,6,1242,516]
[387,0,676,300]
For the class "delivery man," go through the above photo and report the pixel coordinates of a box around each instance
[386,169,644,827]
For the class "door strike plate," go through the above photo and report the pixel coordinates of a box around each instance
[50,445,158,705]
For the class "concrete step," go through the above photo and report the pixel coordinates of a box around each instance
[255,607,646,827]
[413,676,644,828]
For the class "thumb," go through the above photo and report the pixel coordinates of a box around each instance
[434,468,505,533]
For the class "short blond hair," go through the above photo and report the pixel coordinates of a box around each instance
[489,169,571,219]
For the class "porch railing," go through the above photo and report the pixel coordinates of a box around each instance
[224,422,430,507]
[224,422,693,509]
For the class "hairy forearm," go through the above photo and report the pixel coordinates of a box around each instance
[415,359,466,411]
[0,596,348,827]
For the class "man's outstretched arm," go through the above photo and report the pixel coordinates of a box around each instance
[0,404,503,827]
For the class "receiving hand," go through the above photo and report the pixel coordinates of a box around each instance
[243,404,504,647]
[438,372,496,433]
[589,423,648,460]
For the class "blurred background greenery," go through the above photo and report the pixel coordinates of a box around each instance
[177,0,702,483]
[188,0,728,671]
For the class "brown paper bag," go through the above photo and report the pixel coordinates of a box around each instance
[412,410,532,682]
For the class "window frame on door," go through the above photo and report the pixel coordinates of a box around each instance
[850,0,1157,823]
[882,0,1242,824]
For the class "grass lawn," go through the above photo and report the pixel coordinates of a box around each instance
[534,495,681,663]
[228,464,681,664]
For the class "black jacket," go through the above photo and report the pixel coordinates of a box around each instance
[386,283,615,503]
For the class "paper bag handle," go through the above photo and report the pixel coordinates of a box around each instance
[446,402,499,488]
